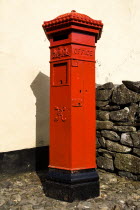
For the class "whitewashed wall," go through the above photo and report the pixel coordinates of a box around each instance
[0,0,140,152]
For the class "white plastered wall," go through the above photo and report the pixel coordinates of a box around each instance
[0,0,140,152]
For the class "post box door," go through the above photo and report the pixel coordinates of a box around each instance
[50,61,71,169]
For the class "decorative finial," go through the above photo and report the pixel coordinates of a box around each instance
[71,10,76,13]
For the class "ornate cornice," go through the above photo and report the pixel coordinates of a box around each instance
[43,10,103,31]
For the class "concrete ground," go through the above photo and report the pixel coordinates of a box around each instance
[0,169,140,210]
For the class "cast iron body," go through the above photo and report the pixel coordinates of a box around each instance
[42,10,103,202]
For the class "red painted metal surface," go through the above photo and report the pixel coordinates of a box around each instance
[43,10,103,170]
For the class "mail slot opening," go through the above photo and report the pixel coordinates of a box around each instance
[53,34,68,42]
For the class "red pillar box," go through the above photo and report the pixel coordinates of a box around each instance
[42,10,103,202]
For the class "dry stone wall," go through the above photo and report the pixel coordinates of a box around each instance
[96,81,140,181]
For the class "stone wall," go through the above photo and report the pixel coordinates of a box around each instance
[96,81,140,181]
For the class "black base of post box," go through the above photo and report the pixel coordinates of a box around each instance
[45,168,100,202]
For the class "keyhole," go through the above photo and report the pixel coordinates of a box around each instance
[80,90,82,93]
[60,80,63,84]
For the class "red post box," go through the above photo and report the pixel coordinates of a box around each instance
[42,10,103,202]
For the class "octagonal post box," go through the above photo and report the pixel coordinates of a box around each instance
[42,10,103,202]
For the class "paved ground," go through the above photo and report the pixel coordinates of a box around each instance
[0,169,140,210]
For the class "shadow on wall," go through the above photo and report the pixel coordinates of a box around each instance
[31,72,50,171]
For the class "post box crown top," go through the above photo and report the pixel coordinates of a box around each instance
[42,10,103,32]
